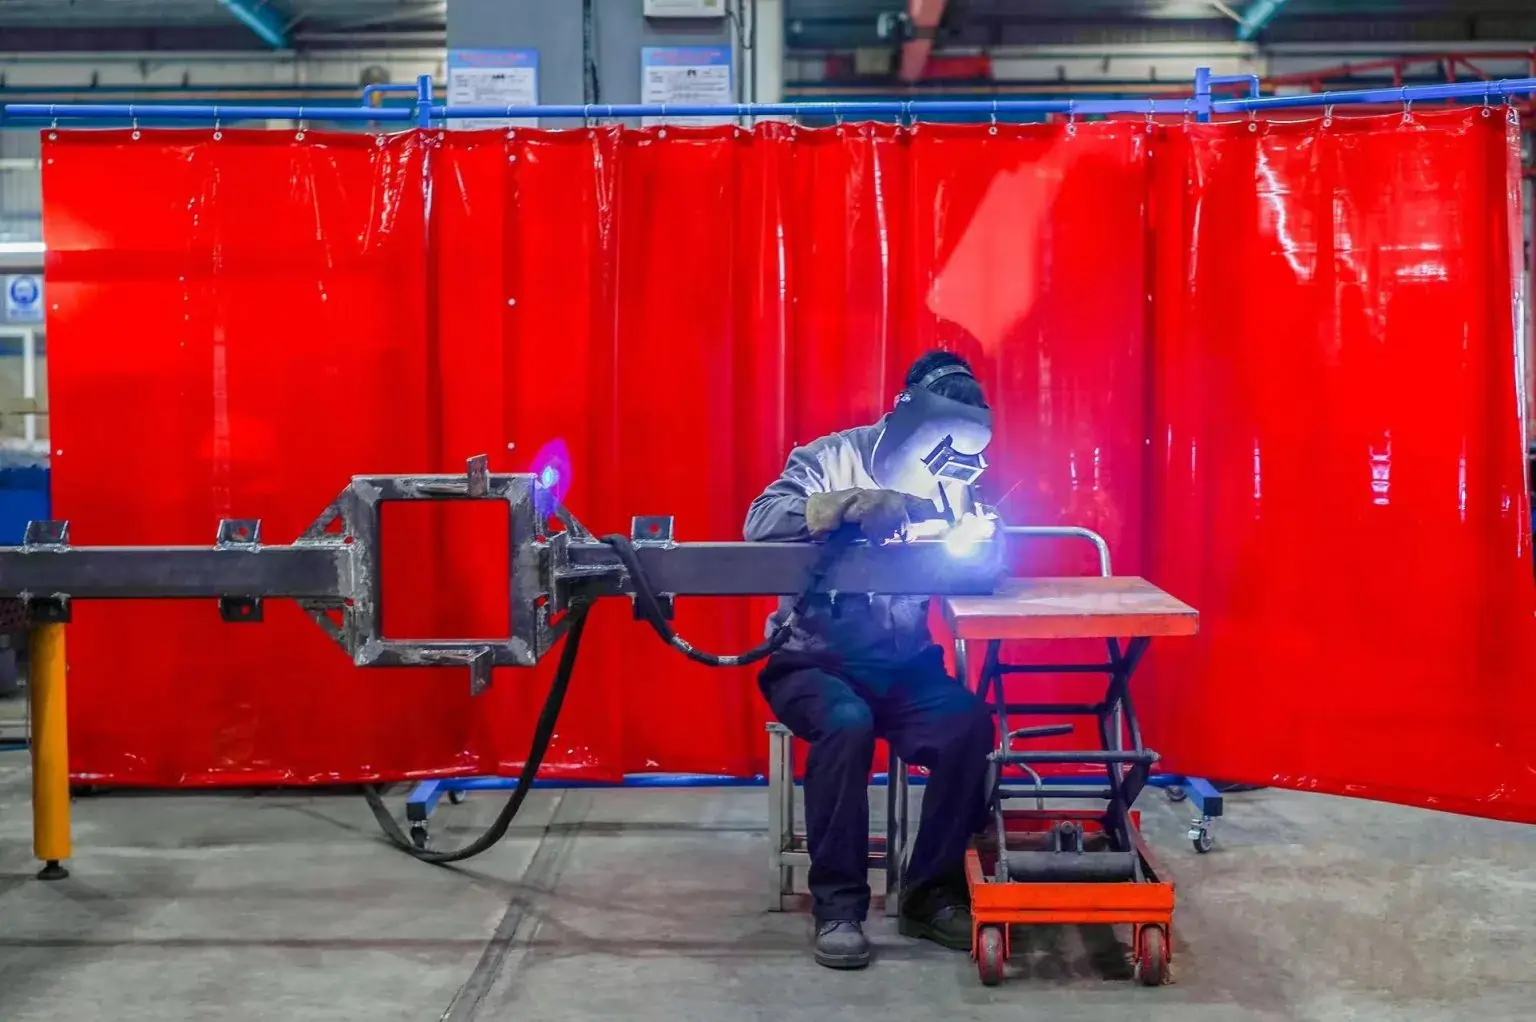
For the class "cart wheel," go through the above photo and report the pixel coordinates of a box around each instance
[1192,824,1214,854]
[976,925,1005,987]
[1136,925,1169,987]
[447,790,466,805]
[1165,785,1188,803]
[409,824,429,850]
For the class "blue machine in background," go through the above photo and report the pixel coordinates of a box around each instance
[0,466,48,546]
[0,465,46,701]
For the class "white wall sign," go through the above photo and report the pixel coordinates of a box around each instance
[644,0,727,17]
[4,274,42,324]
[447,49,540,130]
[641,46,734,128]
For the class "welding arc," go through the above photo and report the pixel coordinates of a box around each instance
[360,597,595,865]
[601,526,856,668]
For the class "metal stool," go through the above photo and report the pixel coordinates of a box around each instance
[766,721,910,915]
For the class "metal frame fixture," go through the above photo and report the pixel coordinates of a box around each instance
[0,456,1006,695]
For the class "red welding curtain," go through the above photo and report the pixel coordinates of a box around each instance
[40,113,1536,821]
[1143,110,1536,821]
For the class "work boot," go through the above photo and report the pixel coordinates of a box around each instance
[813,920,871,970]
[898,882,972,951]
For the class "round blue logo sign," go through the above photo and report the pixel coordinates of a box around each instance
[8,276,39,306]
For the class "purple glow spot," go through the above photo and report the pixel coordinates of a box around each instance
[530,438,573,518]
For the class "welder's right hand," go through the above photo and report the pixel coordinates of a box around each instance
[804,490,863,538]
[844,489,915,545]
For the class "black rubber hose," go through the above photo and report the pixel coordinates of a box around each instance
[600,526,855,668]
[361,597,595,864]
[365,525,857,864]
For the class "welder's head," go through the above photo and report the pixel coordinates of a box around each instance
[871,350,993,497]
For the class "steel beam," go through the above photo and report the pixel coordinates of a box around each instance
[0,463,1011,693]
[0,546,347,601]
[557,538,1002,598]
[1236,0,1288,42]
[214,0,291,50]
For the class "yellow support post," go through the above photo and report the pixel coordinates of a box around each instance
[29,621,70,880]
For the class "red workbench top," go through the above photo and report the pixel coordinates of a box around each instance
[943,577,1199,641]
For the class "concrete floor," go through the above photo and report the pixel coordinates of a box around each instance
[1,749,1534,1021]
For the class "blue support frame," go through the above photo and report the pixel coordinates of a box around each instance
[3,68,1534,129]
[3,63,1524,851]
[214,0,291,50]
[404,770,936,824]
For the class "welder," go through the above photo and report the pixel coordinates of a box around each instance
[743,350,996,970]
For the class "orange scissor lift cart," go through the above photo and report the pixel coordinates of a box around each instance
[943,565,1199,989]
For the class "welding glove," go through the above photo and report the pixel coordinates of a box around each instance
[843,488,916,545]
[804,490,864,537]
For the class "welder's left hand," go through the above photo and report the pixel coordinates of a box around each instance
[844,489,914,544]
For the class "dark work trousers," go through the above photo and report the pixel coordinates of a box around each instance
[759,645,995,923]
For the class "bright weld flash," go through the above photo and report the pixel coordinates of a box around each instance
[943,512,997,557]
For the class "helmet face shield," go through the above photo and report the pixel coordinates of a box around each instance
[872,384,993,496]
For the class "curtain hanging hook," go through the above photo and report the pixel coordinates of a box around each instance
[989,99,998,135]
[48,104,58,138]
[582,103,593,130]
[1247,105,1257,132]
[213,106,223,141]
[1400,87,1413,124]
[1066,99,1076,137]
[1323,103,1334,127]
[131,106,140,140]
[1146,98,1155,129]
[1182,98,1192,124]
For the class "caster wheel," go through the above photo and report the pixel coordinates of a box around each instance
[1136,925,1169,987]
[1165,785,1187,803]
[447,790,466,805]
[1192,826,1214,854]
[409,825,429,850]
[976,925,1005,987]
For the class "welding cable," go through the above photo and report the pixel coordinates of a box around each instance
[599,526,856,668]
[360,597,595,865]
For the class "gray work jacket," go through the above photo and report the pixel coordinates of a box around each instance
[742,421,933,664]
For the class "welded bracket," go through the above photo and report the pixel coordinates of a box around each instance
[22,520,71,623]
[217,518,264,623]
[630,515,676,620]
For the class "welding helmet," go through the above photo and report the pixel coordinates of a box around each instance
[871,363,993,497]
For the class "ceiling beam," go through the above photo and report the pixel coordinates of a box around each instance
[213,0,291,50]
[899,0,946,83]
[1236,0,1288,42]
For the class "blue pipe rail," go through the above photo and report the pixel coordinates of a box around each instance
[1209,73,1262,99]
[360,83,425,106]
[1,104,412,123]
[431,98,1198,121]
[1213,76,1536,113]
[4,70,1536,127]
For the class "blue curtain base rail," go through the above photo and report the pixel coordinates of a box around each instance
[4,69,1535,128]
[402,771,1213,825]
